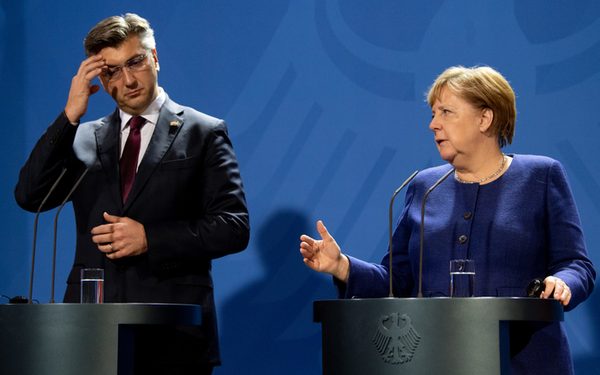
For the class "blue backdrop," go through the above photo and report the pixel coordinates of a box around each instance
[1,1,599,373]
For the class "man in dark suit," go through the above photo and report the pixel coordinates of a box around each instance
[15,13,249,374]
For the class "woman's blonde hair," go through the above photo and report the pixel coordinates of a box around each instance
[427,66,516,147]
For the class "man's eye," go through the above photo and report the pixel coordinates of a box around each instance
[104,67,118,76]
[128,55,145,68]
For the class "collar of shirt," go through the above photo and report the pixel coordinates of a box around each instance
[118,87,166,161]
[119,86,167,130]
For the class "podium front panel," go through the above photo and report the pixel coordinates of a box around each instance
[0,303,201,375]
[314,297,563,375]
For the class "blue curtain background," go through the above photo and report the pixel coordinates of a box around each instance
[1,1,599,373]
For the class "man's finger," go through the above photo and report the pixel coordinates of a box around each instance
[77,54,103,75]
[91,223,112,235]
[97,243,114,253]
[92,233,113,245]
[103,211,120,223]
[106,250,121,260]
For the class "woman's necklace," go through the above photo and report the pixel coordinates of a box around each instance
[454,154,507,184]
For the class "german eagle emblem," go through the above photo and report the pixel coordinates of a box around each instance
[372,313,421,364]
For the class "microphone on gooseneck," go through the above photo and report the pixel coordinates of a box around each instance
[387,170,419,297]
[46,130,99,303]
[49,168,90,303]
[28,167,68,304]
[417,168,455,298]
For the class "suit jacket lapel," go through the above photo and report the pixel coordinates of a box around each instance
[95,110,123,208]
[123,97,184,211]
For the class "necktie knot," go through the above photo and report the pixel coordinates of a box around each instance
[129,116,146,132]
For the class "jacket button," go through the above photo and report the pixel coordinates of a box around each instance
[458,235,468,244]
[463,211,472,220]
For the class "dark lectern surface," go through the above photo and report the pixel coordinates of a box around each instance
[314,297,563,375]
[0,303,201,375]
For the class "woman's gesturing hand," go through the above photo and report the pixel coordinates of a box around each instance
[299,220,350,282]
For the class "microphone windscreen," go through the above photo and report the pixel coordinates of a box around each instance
[526,278,545,297]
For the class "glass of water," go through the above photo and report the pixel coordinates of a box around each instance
[80,268,104,303]
[449,259,475,297]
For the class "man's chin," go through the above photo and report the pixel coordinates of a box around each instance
[118,99,150,115]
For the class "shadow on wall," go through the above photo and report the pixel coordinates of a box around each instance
[217,208,334,375]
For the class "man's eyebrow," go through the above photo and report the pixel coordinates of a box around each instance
[104,54,144,68]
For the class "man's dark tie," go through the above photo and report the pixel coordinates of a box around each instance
[120,116,145,203]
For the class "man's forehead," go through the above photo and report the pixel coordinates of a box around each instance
[98,36,145,64]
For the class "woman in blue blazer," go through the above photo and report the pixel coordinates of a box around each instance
[300,66,595,374]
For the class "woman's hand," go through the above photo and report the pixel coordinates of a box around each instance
[299,220,350,282]
[541,276,571,306]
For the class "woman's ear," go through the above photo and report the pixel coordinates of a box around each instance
[479,108,494,133]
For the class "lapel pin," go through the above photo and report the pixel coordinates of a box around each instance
[169,120,181,128]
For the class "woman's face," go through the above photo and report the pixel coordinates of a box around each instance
[429,87,489,164]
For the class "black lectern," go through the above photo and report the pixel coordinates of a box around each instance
[0,303,201,375]
[314,297,563,375]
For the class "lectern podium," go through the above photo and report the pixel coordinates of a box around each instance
[314,297,563,375]
[0,303,201,375]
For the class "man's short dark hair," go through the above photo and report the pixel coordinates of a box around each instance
[84,13,156,56]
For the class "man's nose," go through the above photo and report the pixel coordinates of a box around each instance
[122,68,136,86]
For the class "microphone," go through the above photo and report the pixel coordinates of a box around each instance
[28,167,68,304]
[50,167,90,303]
[417,168,455,298]
[526,278,551,298]
[46,130,97,302]
[387,170,419,297]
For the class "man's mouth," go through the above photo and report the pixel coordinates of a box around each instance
[125,88,142,97]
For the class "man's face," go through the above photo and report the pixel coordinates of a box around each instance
[98,35,159,115]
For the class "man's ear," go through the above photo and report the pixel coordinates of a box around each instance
[479,108,494,133]
[152,48,160,72]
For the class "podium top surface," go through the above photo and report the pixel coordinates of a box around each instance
[314,297,564,323]
[0,303,202,325]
